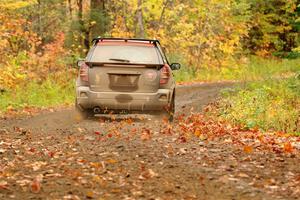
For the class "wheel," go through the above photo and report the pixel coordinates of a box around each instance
[167,95,175,122]
[158,94,175,122]
[75,101,92,120]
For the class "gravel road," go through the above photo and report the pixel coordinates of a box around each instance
[0,82,299,200]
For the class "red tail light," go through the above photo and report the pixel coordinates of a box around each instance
[160,64,170,85]
[79,62,89,82]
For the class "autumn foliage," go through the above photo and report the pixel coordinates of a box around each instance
[0,0,299,132]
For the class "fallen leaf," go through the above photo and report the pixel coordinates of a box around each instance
[177,135,187,143]
[30,178,41,193]
[238,173,250,178]
[126,118,133,124]
[243,145,253,153]
[283,142,293,153]
[107,133,113,138]
[86,191,94,199]
[0,181,9,190]
[106,159,118,164]
[95,131,101,135]
[140,128,151,141]
[194,129,201,137]
[139,169,158,179]
[48,151,55,158]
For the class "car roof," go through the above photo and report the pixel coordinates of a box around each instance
[96,41,155,47]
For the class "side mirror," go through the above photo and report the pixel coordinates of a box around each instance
[170,63,181,70]
[77,59,85,68]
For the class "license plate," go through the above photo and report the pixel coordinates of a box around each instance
[110,75,138,86]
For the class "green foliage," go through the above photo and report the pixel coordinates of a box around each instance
[174,57,300,82]
[24,0,69,44]
[169,53,197,82]
[245,0,300,55]
[66,0,110,54]
[0,77,75,112]
[216,77,300,134]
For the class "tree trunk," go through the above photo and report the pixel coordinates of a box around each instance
[90,0,106,38]
[91,0,105,10]
[157,0,169,31]
[77,0,83,25]
[37,0,42,37]
[67,0,73,18]
[136,0,145,38]
[77,0,90,49]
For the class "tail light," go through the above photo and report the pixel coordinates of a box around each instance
[160,64,170,85]
[79,62,89,82]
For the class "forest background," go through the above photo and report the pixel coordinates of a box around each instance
[0,0,299,134]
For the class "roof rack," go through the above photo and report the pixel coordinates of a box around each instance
[92,37,160,45]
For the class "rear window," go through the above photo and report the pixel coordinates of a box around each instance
[89,45,163,65]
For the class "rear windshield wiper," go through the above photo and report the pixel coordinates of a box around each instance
[109,58,130,63]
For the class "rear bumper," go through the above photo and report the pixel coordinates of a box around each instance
[76,86,172,111]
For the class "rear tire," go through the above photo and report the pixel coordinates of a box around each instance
[75,101,92,120]
[157,94,175,122]
[167,95,175,122]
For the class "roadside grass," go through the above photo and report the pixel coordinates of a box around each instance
[174,56,300,135]
[0,78,75,113]
[173,56,300,82]
[211,76,300,135]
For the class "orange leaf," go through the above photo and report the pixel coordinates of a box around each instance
[283,142,293,153]
[30,179,41,193]
[106,159,118,164]
[194,129,201,137]
[243,145,253,153]
[126,118,133,124]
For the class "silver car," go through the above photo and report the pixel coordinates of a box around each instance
[75,38,181,121]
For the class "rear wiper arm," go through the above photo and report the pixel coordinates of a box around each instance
[109,58,130,63]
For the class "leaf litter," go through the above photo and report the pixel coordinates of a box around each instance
[0,109,299,200]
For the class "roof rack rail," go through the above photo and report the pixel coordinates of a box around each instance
[92,37,160,45]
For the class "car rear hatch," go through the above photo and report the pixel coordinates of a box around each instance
[87,63,163,93]
[86,41,164,93]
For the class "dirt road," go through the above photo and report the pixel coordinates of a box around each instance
[0,83,299,200]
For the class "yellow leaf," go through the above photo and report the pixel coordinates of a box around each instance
[86,191,94,198]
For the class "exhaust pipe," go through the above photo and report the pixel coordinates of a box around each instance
[93,107,101,114]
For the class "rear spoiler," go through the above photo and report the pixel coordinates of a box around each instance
[86,62,165,69]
